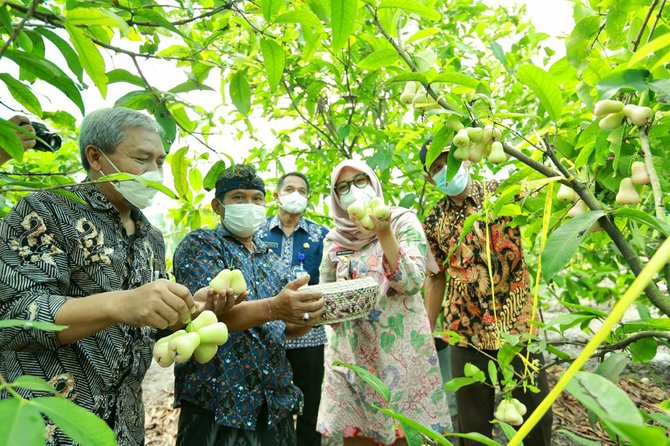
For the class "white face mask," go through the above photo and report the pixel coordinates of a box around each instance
[222,203,266,237]
[99,151,163,209]
[338,184,376,210]
[279,191,308,214]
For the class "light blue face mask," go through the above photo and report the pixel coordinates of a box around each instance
[433,165,469,196]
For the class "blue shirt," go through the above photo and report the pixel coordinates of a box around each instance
[259,215,329,349]
[172,225,302,430]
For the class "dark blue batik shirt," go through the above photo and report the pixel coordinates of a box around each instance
[172,224,301,430]
[258,215,329,349]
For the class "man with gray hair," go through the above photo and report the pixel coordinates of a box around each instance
[0,107,215,445]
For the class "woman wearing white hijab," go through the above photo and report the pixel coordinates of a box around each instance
[317,159,451,446]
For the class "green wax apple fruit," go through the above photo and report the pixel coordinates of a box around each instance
[196,322,229,345]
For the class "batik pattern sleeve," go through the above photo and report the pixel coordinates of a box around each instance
[382,211,427,296]
[0,196,71,351]
[319,237,337,284]
[422,203,447,273]
[172,229,226,294]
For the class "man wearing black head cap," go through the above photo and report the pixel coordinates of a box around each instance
[419,139,553,446]
[172,164,326,446]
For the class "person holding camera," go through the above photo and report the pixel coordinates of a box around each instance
[0,115,37,165]
[0,107,220,445]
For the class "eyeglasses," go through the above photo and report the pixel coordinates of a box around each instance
[334,173,370,195]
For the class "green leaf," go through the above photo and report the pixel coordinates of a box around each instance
[0,74,42,117]
[133,10,182,36]
[566,371,644,426]
[275,9,324,30]
[648,79,670,101]
[596,69,650,99]
[407,27,440,44]
[229,71,251,116]
[169,79,215,94]
[541,210,605,281]
[612,208,670,236]
[65,23,108,98]
[333,361,391,403]
[154,104,176,150]
[32,397,116,446]
[617,318,670,333]
[371,405,453,445]
[107,68,145,87]
[10,376,57,393]
[331,0,357,51]
[0,398,45,445]
[170,147,190,201]
[203,160,228,191]
[447,432,501,446]
[432,72,483,92]
[489,41,507,67]
[367,147,393,172]
[426,124,448,169]
[517,64,563,122]
[378,0,441,21]
[115,90,158,111]
[97,173,177,199]
[3,49,84,114]
[595,351,629,383]
[629,337,657,363]
[0,319,67,330]
[443,376,480,392]
[629,33,670,66]
[488,360,498,388]
[387,72,429,84]
[261,0,282,21]
[33,28,84,82]
[0,119,24,162]
[66,8,129,34]
[260,39,285,92]
[556,429,601,446]
[357,49,400,71]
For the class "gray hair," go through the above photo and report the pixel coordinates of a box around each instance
[79,107,162,171]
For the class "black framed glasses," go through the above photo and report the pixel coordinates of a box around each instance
[334,173,370,195]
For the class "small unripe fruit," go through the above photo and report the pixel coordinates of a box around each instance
[230,270,247,295]
[593,99,624,117]
[210,269,232,292]
[412,91,440,109]
[616,177,640,205]
[483,125,502,144]
[453,145,470,161]
[623,104,654,127]
[487,141,506,164]
[196,322,229,345]
[400,82,418,105]
[187,310,218,333]
[557,184,577,202]
[511,398,527,417]
[347,201,366,219]
[368,197,383,210]
[359,215,374,230]
[494,399,523,426]
[468,143,486,163]
[453,129,470,148]
[153,340,176,368]
[599,111,624,130]
[169,332,201,363]
[466,127,484,143]
[446,115,464,131]
[373,204,391,219]
[631,161,650,185]
[567,200,588,217]
[193,344,218,364]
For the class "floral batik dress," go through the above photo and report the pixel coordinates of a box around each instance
[317,211,451,445]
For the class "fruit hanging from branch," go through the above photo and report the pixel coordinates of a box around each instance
[400,81,418,105]
[557,184,578,202]
[631,161,650,185]
[623,104,654,127]
[616,177,640,205]
[487,141,506,164]
[599,111,625,130]
[494,399,524,426]
[593,99,624,116]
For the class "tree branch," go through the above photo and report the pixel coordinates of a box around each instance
[648,0,667,44]
[540,137,670,316]
[365,4,455,112]
[633,0,660,52]
[0,0,40,59]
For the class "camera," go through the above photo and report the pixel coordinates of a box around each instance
[30,122,62,152]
